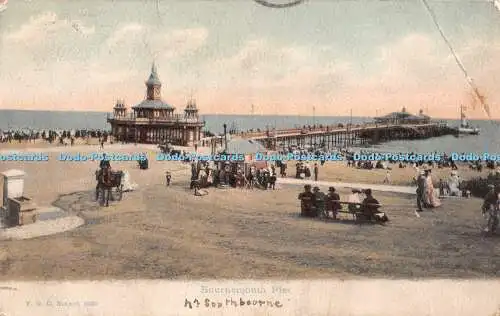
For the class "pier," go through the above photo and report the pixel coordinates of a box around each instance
[241,122,454,150]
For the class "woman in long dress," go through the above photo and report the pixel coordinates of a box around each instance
[425,171,441,207]
[448,171,461,196]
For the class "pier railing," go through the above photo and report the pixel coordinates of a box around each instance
[241,121,445,140]
[107,112,204,125]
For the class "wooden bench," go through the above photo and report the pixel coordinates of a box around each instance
[322,201,383,222]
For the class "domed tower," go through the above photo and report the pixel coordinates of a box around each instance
[113,99,127,118]
[184,98,199,120]
[419,109,424,116]
[145,62,162,100]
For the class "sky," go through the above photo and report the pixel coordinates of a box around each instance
[1,0,500,119]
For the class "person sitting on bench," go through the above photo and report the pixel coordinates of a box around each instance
[298,184,315,217]
[348,189,362,212]
[361,189,388,222]
[313,186,326,218]
[326,187,341,219]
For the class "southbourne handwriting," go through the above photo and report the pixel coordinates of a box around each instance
[184,297,283,309]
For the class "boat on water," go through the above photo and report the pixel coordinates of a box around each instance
[455,105,480,135]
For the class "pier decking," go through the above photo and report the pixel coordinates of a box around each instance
[241,122,454,149]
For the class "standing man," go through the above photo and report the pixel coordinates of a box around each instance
[416,170,426,213]
[314,163,319,181]
[99,153,111,170]
[482,184,499,234]
[280,161,287,177]
[165,171,171,186]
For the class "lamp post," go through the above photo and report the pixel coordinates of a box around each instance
[223,123,228,151]
[313,106,316,127]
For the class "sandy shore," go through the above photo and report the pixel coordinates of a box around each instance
[2,139,493,186]
[0,137,105,149]
[0,144,498,280]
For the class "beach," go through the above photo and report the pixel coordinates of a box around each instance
[0,137,104,150]
[0,143,498,280]
[1,138,495,186]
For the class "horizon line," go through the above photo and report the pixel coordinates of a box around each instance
[0,108,499,122]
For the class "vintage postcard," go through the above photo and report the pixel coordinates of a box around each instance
[0,0,499,315]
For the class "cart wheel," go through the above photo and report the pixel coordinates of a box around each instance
[117,185,123,201]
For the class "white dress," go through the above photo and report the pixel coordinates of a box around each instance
[121,170,138,192]
[448,175,460,196]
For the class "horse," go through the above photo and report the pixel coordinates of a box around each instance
[95,168,122,207]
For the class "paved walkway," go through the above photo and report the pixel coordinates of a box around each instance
[278,177,416,195]
[0,207,84,240]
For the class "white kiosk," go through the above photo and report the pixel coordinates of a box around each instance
[1,169,37,227]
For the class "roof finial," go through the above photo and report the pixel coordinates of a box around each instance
[151,60,157,76]
[146,60,161,85]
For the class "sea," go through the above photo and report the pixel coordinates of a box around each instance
[0,109,499,154]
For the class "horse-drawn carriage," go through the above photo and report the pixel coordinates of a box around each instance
[95,169,124,206]
[159,143,182,156]
[158,143,170,154]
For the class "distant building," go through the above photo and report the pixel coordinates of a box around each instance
[374,107,431,125]
[107,63,204,146]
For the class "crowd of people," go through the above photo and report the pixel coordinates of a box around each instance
[180,160,279,195]
[0,128,110,146]
[344,150,500,173]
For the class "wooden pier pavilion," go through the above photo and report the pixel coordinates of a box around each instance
[242,121,454,150]
[107,63,204,146]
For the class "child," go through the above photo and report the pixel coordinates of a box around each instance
[165,171,171,186]
[383,170,391,183]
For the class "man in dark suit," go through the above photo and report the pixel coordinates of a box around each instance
[99,153,111,169]
[416,170,426,212]
[298,185,314,217]
[361,189,388,222]
[326,187,341,219]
